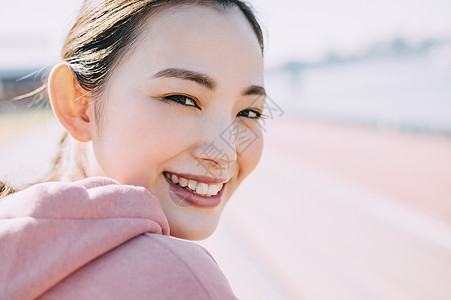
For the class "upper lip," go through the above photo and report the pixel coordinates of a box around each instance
[165,171,230,185]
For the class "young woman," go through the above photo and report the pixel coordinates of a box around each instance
[0,0,266,298]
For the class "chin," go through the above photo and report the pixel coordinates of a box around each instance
[175,230,215,241]
[168,215,221,241]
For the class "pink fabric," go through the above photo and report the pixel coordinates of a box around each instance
[0,177,236,299]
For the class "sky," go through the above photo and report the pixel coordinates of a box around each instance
[1,0,451,69]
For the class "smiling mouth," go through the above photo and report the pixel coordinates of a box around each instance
[163,171,226,197]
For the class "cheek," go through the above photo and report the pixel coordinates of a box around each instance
[236,125,264,182]
[91,101,194,184]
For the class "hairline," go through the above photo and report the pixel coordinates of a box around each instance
[95,1,262,128]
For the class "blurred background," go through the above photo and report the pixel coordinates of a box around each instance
[1,0,451,299]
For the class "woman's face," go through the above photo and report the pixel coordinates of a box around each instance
[88,5,265,240]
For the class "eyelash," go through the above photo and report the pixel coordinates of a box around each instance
[162,94,266,120]
[237,109,266,120]
[163,95,199,108]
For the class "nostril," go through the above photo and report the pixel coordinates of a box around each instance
[198,157,232,171]
[196,142,236,169]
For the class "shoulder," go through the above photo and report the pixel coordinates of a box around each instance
[0,177,116,219]
[41,233,236,300]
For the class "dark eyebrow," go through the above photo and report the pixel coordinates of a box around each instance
[242,85,266,97]
[152,68,216,90]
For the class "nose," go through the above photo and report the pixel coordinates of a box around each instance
[192,120,239,171]
[195,140,236,170]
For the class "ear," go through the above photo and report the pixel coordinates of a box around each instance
[48,63,94,142]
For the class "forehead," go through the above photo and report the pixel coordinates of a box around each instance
[116,4,264,86]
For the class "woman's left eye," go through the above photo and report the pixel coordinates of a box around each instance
[237,109,263,119]
[163,95,198,108]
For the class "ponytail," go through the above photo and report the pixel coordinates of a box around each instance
[0,181,16,199]
[0,131,88,201]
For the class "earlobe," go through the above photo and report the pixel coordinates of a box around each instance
[48,63,93,142]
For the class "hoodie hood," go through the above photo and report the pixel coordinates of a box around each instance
[0,177,170,300]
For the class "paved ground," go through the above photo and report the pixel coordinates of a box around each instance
[200,116,451,299]
[2,114,451,299]
[263,117,451,224]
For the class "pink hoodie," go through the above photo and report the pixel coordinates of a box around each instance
[0,177,236,299]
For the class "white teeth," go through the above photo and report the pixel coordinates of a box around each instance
[188,180,198,191]
[207,184,219,196]
[196,182,208,195]
[179,177,188,187]
[165,172,225,197]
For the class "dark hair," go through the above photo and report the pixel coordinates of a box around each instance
[63,0,263,98]
[0,0,264,199]
[0,182,16,199]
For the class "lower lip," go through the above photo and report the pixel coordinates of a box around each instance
[164,175,225,208]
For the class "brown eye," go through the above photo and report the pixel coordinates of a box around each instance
[163,95,199,108]
[237,109,262,119]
